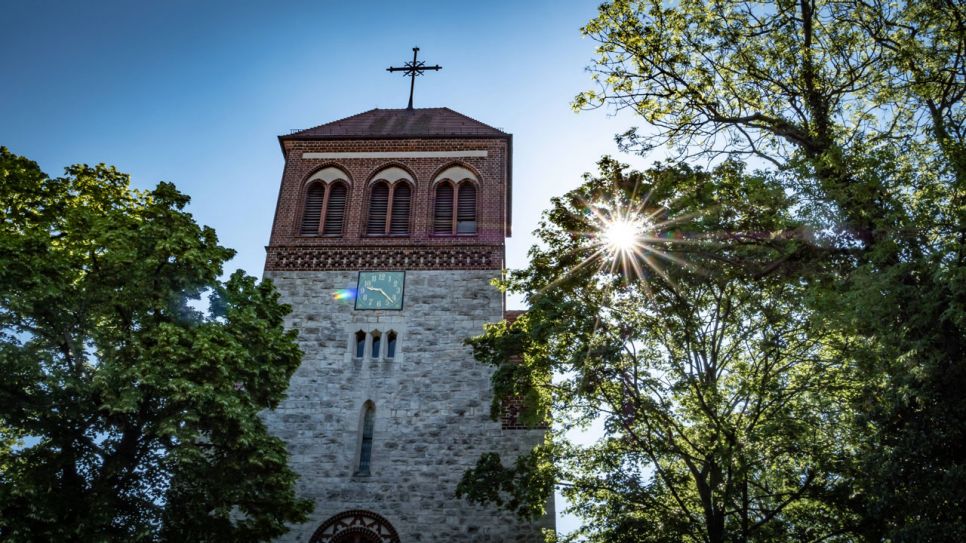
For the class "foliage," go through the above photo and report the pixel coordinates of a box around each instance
[572,1,966,539]
[577,0,964,171]
[460,158,859,542]
[0,148,311,541]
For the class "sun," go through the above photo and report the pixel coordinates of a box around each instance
[602,217,645,256]
[532,193,695,296]
[585,199,692,286]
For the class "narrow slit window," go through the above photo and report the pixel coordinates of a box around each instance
[386,331,397,359]
[354,330,366,358]
[300,183,325,235]
[357,403,375,476]
[371,331,381,358]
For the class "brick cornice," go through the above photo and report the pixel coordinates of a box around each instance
[264,244,504,271]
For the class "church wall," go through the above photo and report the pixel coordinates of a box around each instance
[268,137,509,247]
[262,269,552,542]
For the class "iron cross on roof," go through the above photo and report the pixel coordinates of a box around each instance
[386,47,442,110]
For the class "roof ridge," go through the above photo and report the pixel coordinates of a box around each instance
[438,107,504,133]
[281,107,508,139]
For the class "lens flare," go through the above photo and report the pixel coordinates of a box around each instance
[332,288,356,302]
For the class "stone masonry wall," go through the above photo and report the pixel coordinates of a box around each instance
[263,269,553,542]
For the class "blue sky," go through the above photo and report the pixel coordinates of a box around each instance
[1,0,650,282]
[1,0,649,534]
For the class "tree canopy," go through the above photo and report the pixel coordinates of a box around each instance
[576,1,966,538]
[0,148,311,541]
[460,159,857,542]
[463,0,965,541]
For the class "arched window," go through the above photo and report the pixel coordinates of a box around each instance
[367,182,412,237]
[371,330,382,358]
[300,167,350,237]
[432,166,478,236]
[322,182,347,236]
[300,183,325,235]
[356,402,376,476]
[366,167,415,237]
[354,330,366,358]
[386,331,397,359]
[432,181,476,235]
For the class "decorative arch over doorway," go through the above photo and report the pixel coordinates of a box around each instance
[309,510,401,543]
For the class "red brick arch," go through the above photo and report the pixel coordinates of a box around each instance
[309,510,401,543]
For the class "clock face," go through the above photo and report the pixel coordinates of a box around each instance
[355,271,405,310]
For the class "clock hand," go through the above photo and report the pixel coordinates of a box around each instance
[366,286,394,303]
[375,288,394,303]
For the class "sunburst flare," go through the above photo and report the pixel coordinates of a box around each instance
[587,196,695,286]
[531,193,701,301]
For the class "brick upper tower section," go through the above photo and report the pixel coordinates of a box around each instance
[265,107,512,272]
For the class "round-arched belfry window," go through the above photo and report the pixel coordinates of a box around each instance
[309,510,401,543]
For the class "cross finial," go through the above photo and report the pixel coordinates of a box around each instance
[386,47,442,110]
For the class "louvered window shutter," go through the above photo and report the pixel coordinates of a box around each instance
[434,183,454,234]
[457,183,477,235]
[367,183,389,235]
[389,184,411,236]
[300,184,325,235]
[322,182,347,236]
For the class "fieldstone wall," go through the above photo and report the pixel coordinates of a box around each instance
[263,269,553,542]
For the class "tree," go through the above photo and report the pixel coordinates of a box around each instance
[573,1,966,539]
[0,148,312,541]
[459,158,858,542]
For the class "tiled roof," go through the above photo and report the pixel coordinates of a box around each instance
[281,107,508,139]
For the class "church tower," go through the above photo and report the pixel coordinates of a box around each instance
[262,107,553,542]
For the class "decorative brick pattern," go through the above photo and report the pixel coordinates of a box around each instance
[265,244,503,271]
